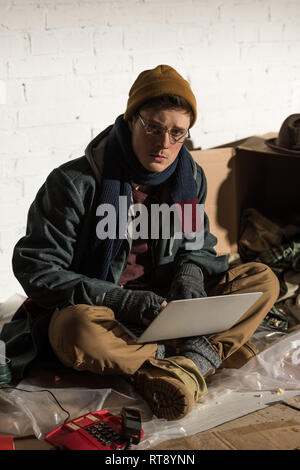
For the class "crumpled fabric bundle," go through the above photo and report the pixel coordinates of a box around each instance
[239,208,300,330]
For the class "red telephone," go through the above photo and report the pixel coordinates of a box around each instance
[45,408,143,450]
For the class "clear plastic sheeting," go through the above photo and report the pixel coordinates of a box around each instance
[209,326,300,393]
[0,386,112,439]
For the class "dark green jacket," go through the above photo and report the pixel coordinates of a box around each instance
[0,127,228,379]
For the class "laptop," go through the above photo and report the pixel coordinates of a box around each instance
[119,292,262,343]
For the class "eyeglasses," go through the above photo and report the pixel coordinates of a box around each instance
[138,113,190,144]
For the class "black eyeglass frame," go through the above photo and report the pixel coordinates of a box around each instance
[137,113,191,144]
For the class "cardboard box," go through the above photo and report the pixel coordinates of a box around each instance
[191,132,299,256]
[191,146,237,255]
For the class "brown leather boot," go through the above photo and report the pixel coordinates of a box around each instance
[132,355,207,421]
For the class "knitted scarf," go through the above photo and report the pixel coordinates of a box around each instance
[84,114,199,281]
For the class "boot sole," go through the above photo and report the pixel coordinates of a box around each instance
[135,371,194,421]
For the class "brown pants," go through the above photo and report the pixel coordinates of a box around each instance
[48,262,279,376]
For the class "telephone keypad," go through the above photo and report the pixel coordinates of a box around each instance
[86,421,122,446]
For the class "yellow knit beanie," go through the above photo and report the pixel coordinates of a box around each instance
[124,65,197,127]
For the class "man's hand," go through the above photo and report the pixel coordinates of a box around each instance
[142,299,168,326]
[168,262,207,300]
[102,288,166,326]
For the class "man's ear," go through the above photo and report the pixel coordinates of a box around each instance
[127,117,133,132]
[127,114,138,132]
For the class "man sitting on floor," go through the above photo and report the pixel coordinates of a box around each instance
[0,65,279,421]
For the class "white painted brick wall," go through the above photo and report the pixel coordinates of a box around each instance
[0,0,300,301]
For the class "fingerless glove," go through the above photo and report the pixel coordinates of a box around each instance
[102,288,165,325]
[169,262,207,300]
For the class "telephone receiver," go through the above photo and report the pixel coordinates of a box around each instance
[45,407,143,450]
